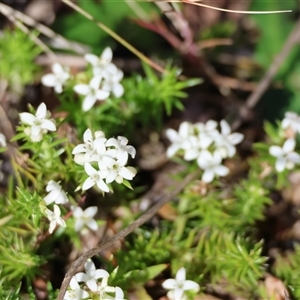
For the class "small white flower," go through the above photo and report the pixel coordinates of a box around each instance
[64,276,89,300]
[44,180,68,205]
[72,129,107,165]
[45,204,66,234]
[74,76,110,111]
[213,120,244,158]
[102,64,124,98]
[85,47,113,76]
[269,138,300,172]
[0,133,6,147]
[72,206,98,232]
[281,111,300,133]
[82,163,110,192]
[75,260,109,292]
[41,63,70,94]
[104,158,137,184]
[166,122,194,158]
[106,136,136,163]
[97,276,125,300]
[162,267,200,300]
[19,102,56,142]
[197,150,229,183]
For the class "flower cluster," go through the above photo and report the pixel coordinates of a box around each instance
[65,260,124,300]
[162,267,200,300]
[72,128,136,192]
[166,120,244,183]
[41,47,124,112]
[19,102,56,142]
[42,180,99,235]
[269,111,300,172]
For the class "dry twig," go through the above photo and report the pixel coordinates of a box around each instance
[57,171,199,300]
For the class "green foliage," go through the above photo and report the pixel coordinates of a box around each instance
[53,0,155,52]
[0,28,41,93]
[61,64,201,138]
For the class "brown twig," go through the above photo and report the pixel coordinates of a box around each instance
[57,171,199,300]
[232,16,300,130]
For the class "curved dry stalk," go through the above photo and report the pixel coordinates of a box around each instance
[0,2,88,55]
[57,170,199,300]
[164,0,292,14]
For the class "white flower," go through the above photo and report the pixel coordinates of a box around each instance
[162,267,200,300]
[102,64,124,98]
[103,158,137,184]
[72,206,98,232]
[45,204,66,234]
[106,136,136,163]
[41,63,70,94]
[75,260,109,292]
[197,150,229,183]
[99,282,125,300]
[72,129,107,165]
[44,180,68,205]
[64,276,89,300]
[166,122,194,158]
[281,111,300,133]
[19,102,56,142]
[0,133,6,147]
[213,120,244,158]
[85,47,113,76]
[269,138,300,172]
[82,163,110,192]
[74,76,110,111]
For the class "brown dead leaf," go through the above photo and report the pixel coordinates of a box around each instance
[157,202,178,221]
[264,274,289,300]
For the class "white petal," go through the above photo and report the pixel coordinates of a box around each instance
[90,76,102,89]
[72,206,83,218]
[96,178,110,192]
[220,120,231,135]
[283,138,296,153]
[84,53,99,66]
[182,280,200,292]
[74,219,85,232]
[84,206,98,218]
[75,272,88,282]
[202,169,215,183]
[52,63,64,74]
[214,165,229,177]
[85,260,96,272]
[83,128,93,143]
[82,177,95,190]
[72,144,87,154]
[87,219,98,231]
[115,287,124,299]
[269,145,283,157]
[287,152,300,163]
[165,129,178,142]
[101,47,113,62]
[228,133,244,145]
[41,119,56,131]
[96,90,110,100]
[20,112,35,125]
[86,279,97,292]
[112,83,124,97]
[84,163,97,176]
[74,84,89,95]
[94,269,109,279]
[176,267,186,281]
[82,94,97,111]
[275,157,286,172]
[36,103,47,119]
[41,74,56,87]
[162,278,176,290]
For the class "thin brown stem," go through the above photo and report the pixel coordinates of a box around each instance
[57,171,199,299]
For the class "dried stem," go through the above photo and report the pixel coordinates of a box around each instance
[232,16,300,130]
[57,171,199,300]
